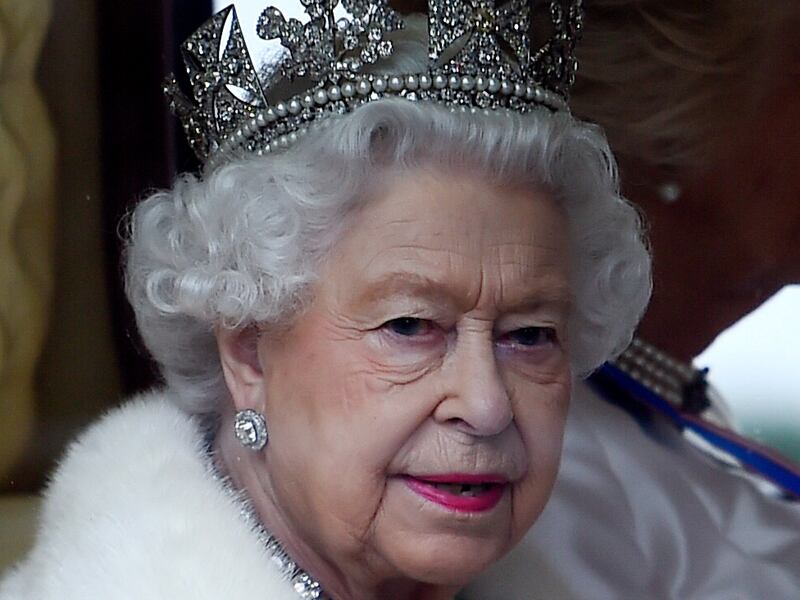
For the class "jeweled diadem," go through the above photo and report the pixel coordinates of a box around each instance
[165,0,584,168]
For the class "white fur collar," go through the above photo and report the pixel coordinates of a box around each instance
[0,392,299,600]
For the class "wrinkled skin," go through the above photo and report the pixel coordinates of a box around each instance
[216,166,573,600]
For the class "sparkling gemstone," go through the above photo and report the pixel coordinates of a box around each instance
[343,33,358,50]
[475,91,493,108]
[235,420,257,445]
[551,2,564,26]
[361,46,378,63]
[471,6,496,33]
[478,48,497,65]
[306,2,325,18]
[377,40,393,58]
[257,8,284,38]
[306,26,323,44]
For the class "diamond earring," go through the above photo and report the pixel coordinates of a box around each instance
[233,409,268,451]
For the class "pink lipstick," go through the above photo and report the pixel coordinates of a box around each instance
[403,474,508,513]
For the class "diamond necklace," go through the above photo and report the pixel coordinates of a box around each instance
[236,492,331,599]
[208,455,332,600]
[260,531,332,600]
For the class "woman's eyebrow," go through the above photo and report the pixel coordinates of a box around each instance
[503,285,574,314]
[355,271,462,307]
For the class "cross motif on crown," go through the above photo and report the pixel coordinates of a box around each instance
[427,0,530,75]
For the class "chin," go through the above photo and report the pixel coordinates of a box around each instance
[387,531,512,587]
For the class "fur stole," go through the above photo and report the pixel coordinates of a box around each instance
[0,392,298,600]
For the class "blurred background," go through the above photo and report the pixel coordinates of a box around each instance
[1,0,799,569]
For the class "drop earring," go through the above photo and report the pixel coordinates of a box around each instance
[233,409,268,451]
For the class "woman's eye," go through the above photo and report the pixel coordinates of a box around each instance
[383,317,432,337]
[504,326,557,347]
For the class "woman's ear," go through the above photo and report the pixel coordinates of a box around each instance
[216,325,265,412]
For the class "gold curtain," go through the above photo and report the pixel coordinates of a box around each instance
[0,0,56,480]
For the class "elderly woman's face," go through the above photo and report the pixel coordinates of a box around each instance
[223,166,572,594]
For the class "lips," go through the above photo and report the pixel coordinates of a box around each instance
[403,474,509,513]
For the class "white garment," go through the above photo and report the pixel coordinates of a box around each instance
[2,386,799,599]
[0,394,300,600]
[465,383,800,599]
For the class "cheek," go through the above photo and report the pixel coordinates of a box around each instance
[264,338,441,535]
[334,359,446,471]
[269,328,444,473]
[508,375,570,540]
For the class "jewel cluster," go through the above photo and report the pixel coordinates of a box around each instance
[165,0,584,168]
[257,0,402,79]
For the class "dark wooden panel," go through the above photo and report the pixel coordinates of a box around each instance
[97,0,210,395]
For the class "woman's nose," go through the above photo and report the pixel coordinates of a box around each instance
[433,339,513,437]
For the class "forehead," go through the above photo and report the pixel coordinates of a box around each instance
[324,167,572,310]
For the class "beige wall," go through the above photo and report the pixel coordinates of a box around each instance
[5,0,122,490]
[0,0,56,484]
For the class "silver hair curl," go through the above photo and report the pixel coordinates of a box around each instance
[124,18,651,415]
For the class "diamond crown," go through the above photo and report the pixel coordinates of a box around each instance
[165,0,584,168]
